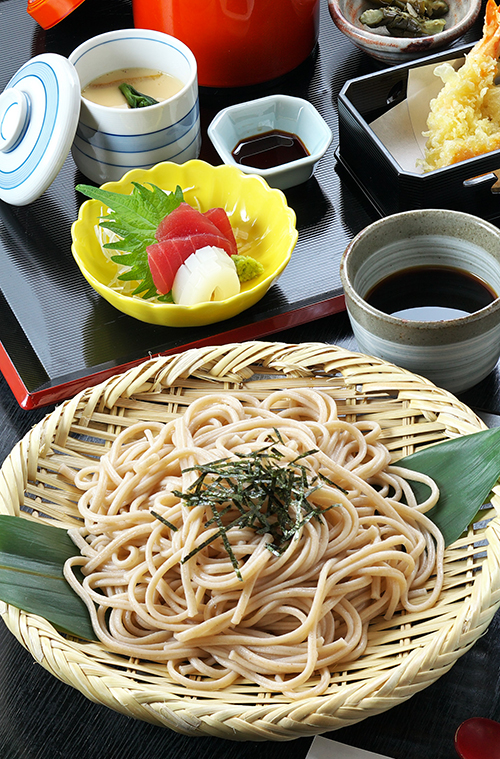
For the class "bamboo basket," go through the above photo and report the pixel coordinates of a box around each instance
[1,341,500,742]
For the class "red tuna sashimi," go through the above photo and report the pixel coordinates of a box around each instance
[156,203,221,241]
[203,207,237,253]
[147,233,234,294]
[176,232,234,257]
[155,202,237,256]
[148,242,180,296]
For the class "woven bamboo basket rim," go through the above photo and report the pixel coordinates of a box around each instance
[1,341,500,742]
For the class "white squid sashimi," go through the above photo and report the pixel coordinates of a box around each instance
[172,245,241,305]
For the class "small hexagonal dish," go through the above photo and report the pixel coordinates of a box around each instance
[207,94,332,190]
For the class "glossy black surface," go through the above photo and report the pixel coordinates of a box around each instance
[0,0,380,408]
[2,1,500,757]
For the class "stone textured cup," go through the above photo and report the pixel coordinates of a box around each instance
[69,29,200,184]
[340,209,500,394]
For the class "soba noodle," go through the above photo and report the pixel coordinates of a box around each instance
[64,388,444,698]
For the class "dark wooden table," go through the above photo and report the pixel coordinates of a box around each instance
[2,0,500,757]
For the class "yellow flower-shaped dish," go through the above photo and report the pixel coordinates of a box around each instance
[71,160,298,327]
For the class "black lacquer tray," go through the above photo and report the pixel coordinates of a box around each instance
[0,0,481,409]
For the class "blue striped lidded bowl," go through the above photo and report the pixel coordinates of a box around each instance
[68,29,201,185]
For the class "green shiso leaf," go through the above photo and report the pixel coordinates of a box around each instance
[0,515,96,640]
[397,427,500,546]
[76,182,184,299]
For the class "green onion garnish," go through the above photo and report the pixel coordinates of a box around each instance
[119,83,159,108]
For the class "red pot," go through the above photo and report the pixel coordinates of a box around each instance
[132,0,320,87]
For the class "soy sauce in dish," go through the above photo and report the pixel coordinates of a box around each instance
[232,130,309,169]
[365,265,497,320]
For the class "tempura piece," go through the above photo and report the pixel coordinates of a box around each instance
[420,0,500,172]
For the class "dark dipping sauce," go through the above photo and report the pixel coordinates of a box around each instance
[365,265,497,321]
[232,129,309,169]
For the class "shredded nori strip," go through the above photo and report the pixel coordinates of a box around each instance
[172,437,345,580]
[150,510,178,531]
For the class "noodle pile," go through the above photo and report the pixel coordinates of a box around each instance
[64,388,444,698]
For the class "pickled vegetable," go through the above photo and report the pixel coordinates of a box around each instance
[359,0,449,37]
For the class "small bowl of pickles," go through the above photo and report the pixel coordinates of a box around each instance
[207,94,332,190]
[328,0,482,63]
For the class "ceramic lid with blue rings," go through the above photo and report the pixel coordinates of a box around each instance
[0,53,81,206]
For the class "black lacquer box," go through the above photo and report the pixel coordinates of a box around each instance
[337,42,500,222]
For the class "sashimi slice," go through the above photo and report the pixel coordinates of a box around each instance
[147,232,234,294]
[172,246,240,305]
[155,202,238,256]
[155,202,223,243]
[147,242,179,296]
[184,232,234,257]
[203,207,237,254]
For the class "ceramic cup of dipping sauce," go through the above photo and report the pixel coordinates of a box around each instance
[340,209,500,394]
[68,29,201,184]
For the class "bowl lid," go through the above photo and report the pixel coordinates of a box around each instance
[0,53,80,206]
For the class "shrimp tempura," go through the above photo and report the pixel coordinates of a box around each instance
[420,0,500,172]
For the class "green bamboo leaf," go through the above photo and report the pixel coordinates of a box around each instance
[398,427,500,546]
[1,428,500,642]
[0,515,96,640]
